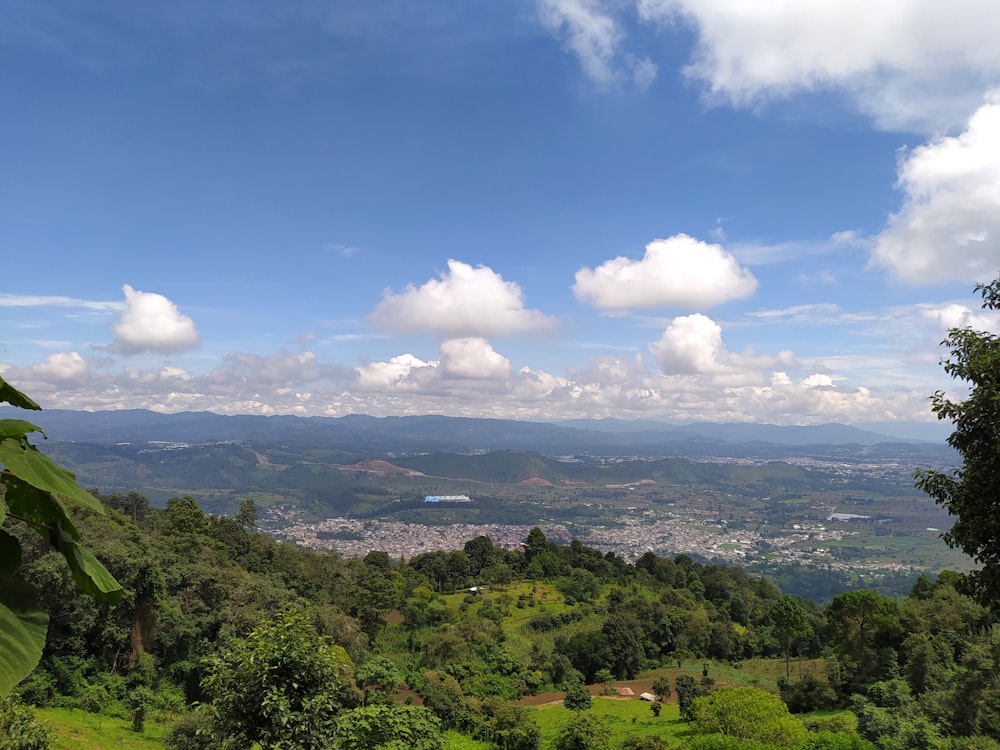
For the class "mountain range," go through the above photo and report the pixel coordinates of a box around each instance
[4,408,951,461]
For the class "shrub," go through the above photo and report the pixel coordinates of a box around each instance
[0,695,54,750]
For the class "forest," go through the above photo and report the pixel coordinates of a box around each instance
[2,488,999,750]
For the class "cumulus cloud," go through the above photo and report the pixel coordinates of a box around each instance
[356,354,435,391]
[649,313,722,374]
[637,0,1000,132]
[439,338,512,379]
[25,352,89,383]
[537,0,656,91]
[355,339,513,391]
[922,303,1000,335]
[2,338,932,427]
[369,260,556,338]
[574,234,758,311]
[870,94,1000,283]
[111,285,200,355]
[648,313,794,378]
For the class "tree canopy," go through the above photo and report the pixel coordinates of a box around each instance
[916,276,1000,608]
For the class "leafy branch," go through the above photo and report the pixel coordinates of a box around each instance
[0,375,123,696]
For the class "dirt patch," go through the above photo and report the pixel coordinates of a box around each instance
[519,476,555,486]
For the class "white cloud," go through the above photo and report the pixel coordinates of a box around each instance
[369,260,556,338]
[0,294,123,311]
[637,0,1000,132]
[2,339,935,427]
[649,313,721,374]
[216,352,321,385]
[870,93,1000,283]
[439,338,512,379]
[802,373,835,388]
[110,285,200,355]
[574,234,758,311]
[356,354,435,391]
[26,352,88,383]
[537,0,656,91]
[648,313,795,381]
[922,303,1000,335]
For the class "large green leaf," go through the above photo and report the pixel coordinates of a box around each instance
[0,547,49,697]
[1,476,123,604]
[51,522,125,604]
[0,437,104,512]
[0,419,44,440]
[0,376,40,410]
[1,473,72,529]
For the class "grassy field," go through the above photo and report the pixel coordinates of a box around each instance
[35,707,169,750]
[532,696,693,748]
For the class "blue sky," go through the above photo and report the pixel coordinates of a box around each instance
[3,1,1000,436]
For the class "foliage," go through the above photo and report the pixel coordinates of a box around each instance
[0,694,53,750]
[826,590,902,692]
[162,705,220,750]
[690,686,807,749]
[676,674,708,721]
[563,678,592,711]
[421,670,469,730]
[850,679,942,750]
[335,704,443,750]
[770,595,812,679]
[357,655,404,705]
[651,675,672,700]
[798,731,877,750]
[915,276,1000,608]
[0,376,123,696]
[480,697,540,750]
[201,606,361,749]
[778,675,838,713]
[680,735,772,750]
[552,712,611,750]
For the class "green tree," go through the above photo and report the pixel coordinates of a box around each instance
[826,590,902,690]
[690,686,807,749]
[563,677,592,711]
[595,668,615,695]
[676,675,706,720]
[357,656,403,706]
[334,704,443,750]
[0,376,123,696]
[553,712,611,750]
[915,276,1000,608]
[850,679,941,750]
[652,675,672,701]
[602,613,644,679]
[770,595,811,679]
[419,670,466,729]
[201,606,361,749]
[482,697,541,750]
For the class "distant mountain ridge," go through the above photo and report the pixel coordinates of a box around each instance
[2,407,948,461]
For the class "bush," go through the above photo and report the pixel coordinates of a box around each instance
[778,676,838,714]
[798,731,877,750]
[0,695,54,750]
[163,705,221,750]
[13,671,56,708]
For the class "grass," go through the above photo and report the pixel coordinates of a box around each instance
[532,696,693,748]
[443,730,492,749]
[35,707,169,749]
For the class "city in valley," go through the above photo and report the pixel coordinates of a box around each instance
[258,452,968,580]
